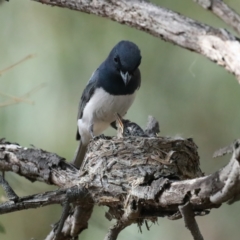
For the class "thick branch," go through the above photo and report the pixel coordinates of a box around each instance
[194,0,240,35]
[0,141,79,187]
[1,138,240,239]
[33,0,240,81]
[0,138,240,213]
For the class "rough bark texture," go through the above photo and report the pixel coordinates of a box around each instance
[33,0,240,82]
[194,0,240,35]
[0,141,79,187]
[179,202,204,240]
[1,137,240,239]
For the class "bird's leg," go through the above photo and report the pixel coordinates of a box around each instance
[89,123,107,140]
[115,113,124,138]
[88,123,101,147]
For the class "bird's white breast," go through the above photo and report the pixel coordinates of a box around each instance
[78,87,137,144]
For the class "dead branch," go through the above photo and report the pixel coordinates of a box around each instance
[1,137,240,239]
[179,202,204,240]
[0,54,35,76]
[0,83,46,107]
[193,0,240,35]
[0,54,45,107]
[33,0,240,82]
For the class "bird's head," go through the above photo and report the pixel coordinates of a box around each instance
[108,41,141,86]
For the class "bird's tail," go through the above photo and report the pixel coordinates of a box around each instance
[72,141,88,169]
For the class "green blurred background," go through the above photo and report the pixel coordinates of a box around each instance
[1,0,240,239]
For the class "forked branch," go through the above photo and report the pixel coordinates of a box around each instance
[0,138,240,239]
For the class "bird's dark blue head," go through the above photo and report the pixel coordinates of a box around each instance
[107,40,141,86]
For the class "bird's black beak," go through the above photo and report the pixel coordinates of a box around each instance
[120,71,132,86]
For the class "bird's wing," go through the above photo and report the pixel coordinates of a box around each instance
[76,69,99,140]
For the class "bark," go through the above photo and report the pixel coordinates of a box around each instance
[33,0,240,82]
[1,137,240,239]
[179,202,204,240]
[194,0,240,35]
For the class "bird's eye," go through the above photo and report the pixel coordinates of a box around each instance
[114,56,119,63]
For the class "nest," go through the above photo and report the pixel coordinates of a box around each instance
[80,136,203,196]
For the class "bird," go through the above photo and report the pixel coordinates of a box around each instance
[116,113,148,138]
[72,40,142,169]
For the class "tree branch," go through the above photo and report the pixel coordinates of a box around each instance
[1,137,240,239]
[104,203,139,240]
[0,139,79,187]
[33,0,240,82]
[179,202,204,240]
[193,0,240,35]
[45,200,94,240]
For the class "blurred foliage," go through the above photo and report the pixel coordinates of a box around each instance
[0,222,5,233]
[1,0,240,239]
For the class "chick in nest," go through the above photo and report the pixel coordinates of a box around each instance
[116,113,148,138]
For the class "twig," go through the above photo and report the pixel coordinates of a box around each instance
[104,221,129,240]
[0,83,46,107]
[179,202,204,240]
[210,141,240,204]
[53,199,71,240]
[0,186,89,215]
[0,91,34,104]
[46,189,94,240]
[213,142,234,158]
[46,204,94,240]
[0,54,35,76]
[104,203,141,240]
[0,189,66,215]
[0,54,41,107]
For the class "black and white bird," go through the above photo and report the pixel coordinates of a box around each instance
[73,41,142,168]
